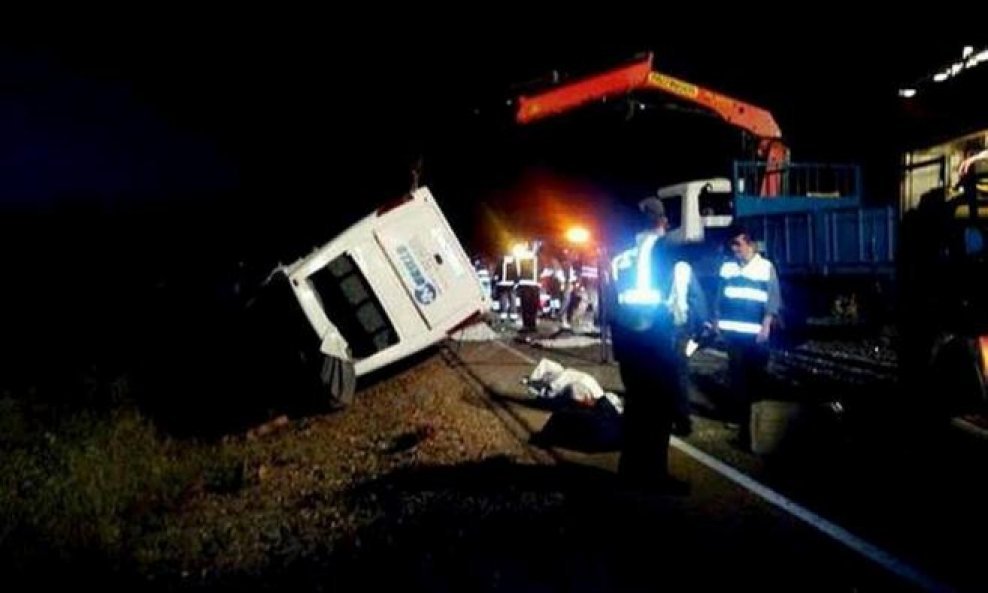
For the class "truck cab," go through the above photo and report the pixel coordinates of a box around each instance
[656,177,734,245]
[649,163,893,329]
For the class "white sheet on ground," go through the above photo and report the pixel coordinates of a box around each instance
[527,357,623,413]
[450,322,499,342]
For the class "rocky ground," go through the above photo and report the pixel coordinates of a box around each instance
[2,349,580,591]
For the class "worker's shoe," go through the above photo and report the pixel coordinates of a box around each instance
[671,415,693,437]
[728,433,752,453]
[635,475,691,496]
[618,472,690,496]
[652,476,691,496]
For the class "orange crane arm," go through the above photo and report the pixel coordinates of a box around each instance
[515,53,789,195]
[515,57,654,125]
[516,53,782,138]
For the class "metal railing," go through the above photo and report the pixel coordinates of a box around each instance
[734,161,862,201]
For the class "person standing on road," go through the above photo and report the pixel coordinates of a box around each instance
[713,225,782,451]
[609,197,707,493]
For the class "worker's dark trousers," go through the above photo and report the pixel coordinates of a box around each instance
[726,336,770,445]
[518,284,540,331]
[495,285,517,327]
[671,331,693,423]
[615,331,679,481]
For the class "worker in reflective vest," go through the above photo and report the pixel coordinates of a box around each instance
[714,224,782,451]
[513,243,541,332]
[579,261,600,329]
[560,260,579,329]
[475,264,492,302]
[496,254,520,324]
[609,197,707,493]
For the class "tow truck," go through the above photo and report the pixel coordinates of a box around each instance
[514,53,893,328]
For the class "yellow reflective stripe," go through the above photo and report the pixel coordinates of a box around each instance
[724,286,769,302]
[719,261,741,278]
[718,320,762,334]
[619,288,662,305]
[636,234,658,291]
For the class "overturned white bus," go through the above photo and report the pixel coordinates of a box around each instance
[275,187,487,405]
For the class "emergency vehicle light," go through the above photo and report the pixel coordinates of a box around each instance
[565,226,591,244]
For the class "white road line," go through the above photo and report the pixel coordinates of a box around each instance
[672,438,956,593]
[494,338,956,593]
[951,417,988,441]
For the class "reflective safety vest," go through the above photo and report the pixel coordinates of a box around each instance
[610,233,692,331]
[580,264,598,280]
[516,253,540,287]
[499,255,519,286]
[717,253,772,336]
[476,268,492,295]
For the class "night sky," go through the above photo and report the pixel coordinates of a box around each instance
[0,17,977,372]
[0,24,968,233]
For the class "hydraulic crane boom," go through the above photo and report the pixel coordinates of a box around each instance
[515,53,789,196]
